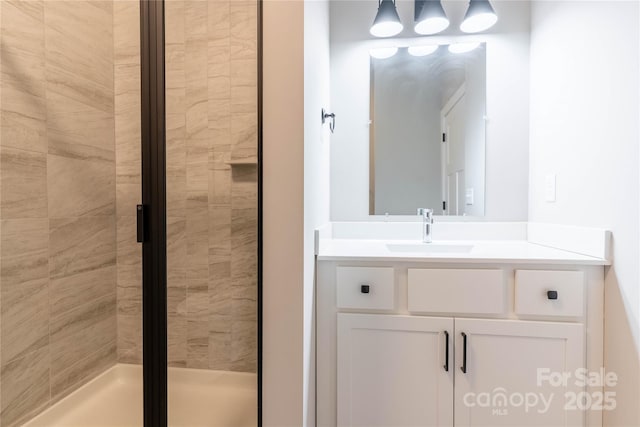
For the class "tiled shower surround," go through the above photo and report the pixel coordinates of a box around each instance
[116,0,258,371]
[0,0,257,425]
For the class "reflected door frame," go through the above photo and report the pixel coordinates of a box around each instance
[441,84,466,216]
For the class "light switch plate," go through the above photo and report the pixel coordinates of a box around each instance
[465,188,474,205]
[545,174,556,202]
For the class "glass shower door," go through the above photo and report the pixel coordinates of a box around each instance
[164,1,260,425]
[0,0,259,424]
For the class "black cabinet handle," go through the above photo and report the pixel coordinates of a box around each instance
[443,331,449,372]
[547,290,558,300]
[461,332,467,374]
[360,284,370,294]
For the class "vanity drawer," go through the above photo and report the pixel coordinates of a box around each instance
[336,267,395,310]
[515,270,584,318]
[407,269,506,315]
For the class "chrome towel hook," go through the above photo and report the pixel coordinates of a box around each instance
[322,108,336,133]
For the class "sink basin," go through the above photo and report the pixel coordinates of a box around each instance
[386,243,474,254]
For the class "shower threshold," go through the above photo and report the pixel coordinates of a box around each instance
[22,364,257,427]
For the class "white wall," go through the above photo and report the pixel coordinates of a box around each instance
[264,0,332,425]
[330,0,530,221]
[304,0,331,425]
[263,1,305,425]
[529,2,640,426]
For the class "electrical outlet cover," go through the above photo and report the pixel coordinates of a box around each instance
[465,188,474,205]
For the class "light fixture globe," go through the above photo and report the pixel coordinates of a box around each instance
[414,0,449,35]
[369,47,399,59]
[460,0,498,33]
[370,0,404,38]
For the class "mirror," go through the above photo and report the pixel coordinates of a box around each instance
[369,43,486,216]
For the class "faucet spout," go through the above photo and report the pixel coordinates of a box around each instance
[417,208,434,243]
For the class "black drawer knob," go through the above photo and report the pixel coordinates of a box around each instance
[360,284,370,294]
[547,290,558,300]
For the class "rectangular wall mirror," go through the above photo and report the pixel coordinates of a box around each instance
[369,43,487,216]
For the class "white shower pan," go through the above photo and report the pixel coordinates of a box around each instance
[22,364,257,427]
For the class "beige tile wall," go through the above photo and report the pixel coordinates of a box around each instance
[115,0,258,373]
[0,1,117,426]
[114,0,143,365]
[0,0,256,424]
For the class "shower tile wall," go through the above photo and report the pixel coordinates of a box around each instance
[114,0,143,365]
[115,0,258,372]
[0,1,117,426]
[0,0,256,424]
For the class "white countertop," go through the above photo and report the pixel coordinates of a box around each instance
[317,239,610,265]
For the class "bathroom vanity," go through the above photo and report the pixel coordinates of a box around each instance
[316,223,610,427]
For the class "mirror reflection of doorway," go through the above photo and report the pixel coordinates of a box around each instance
[368,43,486,217]
[442,85,466,216]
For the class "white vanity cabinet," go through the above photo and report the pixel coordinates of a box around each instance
[317,262,605,427]
[453,318,584,427]
[337,314,453,426]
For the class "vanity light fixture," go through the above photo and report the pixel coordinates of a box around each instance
[369,47,399,59]
[414,0,450,35]
[460,0,498,33]
[370,0,404,38]
[407,45,439,56]
[448,42,480,53]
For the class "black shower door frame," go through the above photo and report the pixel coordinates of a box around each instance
[139,1,263,426]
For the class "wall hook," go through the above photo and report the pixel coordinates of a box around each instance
[322,108,336,133]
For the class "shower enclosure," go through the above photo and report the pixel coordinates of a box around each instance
[0,0,260,425]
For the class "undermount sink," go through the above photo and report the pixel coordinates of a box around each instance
[386,243,474,254]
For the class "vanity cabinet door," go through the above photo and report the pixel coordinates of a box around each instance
[454,318,585,427]
[337,314,454,427]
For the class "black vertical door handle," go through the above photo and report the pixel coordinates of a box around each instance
[137,204,146,243]
[461,332,467,374]
[443,331,449,372]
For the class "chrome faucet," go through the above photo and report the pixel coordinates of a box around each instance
[417,208,434,243]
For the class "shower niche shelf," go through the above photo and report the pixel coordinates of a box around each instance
[225,159,258,166]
